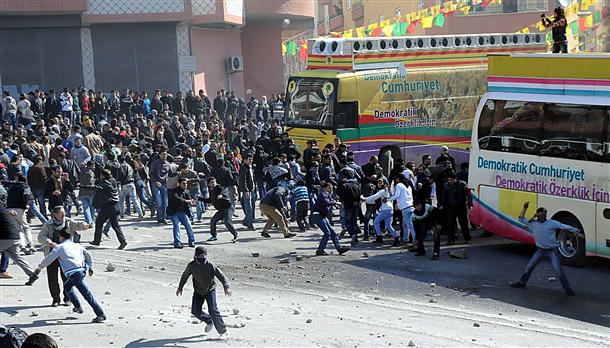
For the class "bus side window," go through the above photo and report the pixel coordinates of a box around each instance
[335,102,358,129]
[540,105,607,162]
[477,104,498,150]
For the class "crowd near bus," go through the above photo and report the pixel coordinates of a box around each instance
[0,83,586,332]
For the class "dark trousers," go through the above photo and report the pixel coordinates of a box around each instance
[343,206,360,241]
[93,205,126,244]
[519,247,571,291]
[295,200,309,230]
[1,252,9,272]
[191,289,226,334]
[47,259,68,302]
[443,206,471,243]
[210,206,237,237]
[552,42,568,53]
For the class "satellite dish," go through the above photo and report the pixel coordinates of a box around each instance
[558,0,572,7]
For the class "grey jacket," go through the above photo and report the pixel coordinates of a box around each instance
[38,218,90,256]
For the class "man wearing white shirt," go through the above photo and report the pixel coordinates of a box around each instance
[388,173,415,244]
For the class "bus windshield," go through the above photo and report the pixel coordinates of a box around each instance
[285,77,336,129]
[477,100,610,162]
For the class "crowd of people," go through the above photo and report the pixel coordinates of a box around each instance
[0,85,475,329]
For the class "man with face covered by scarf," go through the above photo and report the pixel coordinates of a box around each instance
[176,246,231,339]
[38,206,92,306]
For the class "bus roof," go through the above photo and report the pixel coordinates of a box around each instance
[487,54,610,98]
[305,34,546,72]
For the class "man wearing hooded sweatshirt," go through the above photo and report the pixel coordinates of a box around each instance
[176,246,231,339]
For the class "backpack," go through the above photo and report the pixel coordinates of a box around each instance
[0,325,28,348]
[362,183,376,198]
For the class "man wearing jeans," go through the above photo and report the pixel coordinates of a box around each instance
[34,228,106,322]
[388,173,415,244]
[511,202,582,296]
[176,246,231,339]
[312,182,350,256]
[0,204,38,285]
[167,178,196,248]
[150,150,170,224]
[27,156,48,221]
[238,153,256,230]
[117,156,143,220]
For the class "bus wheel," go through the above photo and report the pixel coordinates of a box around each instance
[557,216,587,267]
[379,149,394,178]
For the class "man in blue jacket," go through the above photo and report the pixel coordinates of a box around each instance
[510,201,583,296]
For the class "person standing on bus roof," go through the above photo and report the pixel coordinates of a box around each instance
[541,7,567,54]
[510,201,583,296]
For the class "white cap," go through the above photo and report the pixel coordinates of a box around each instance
[441,146,449,152]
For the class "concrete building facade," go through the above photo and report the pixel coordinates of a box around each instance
[0,0,315,99]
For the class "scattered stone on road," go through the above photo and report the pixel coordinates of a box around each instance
[306,319,312,324]
[321,296,329,302]
[233,308,240,315]
[295,255,304,261]
[548,277,557,282]
[363,252,370,258]
[408,340,415,346]
[30,311,39,317]
[448,249,468,259]
[473,323,480,327]
[106,263,116,272]
[105,291,112,295]
[251,252,259,257]
[293,309,300,315]
[160,267,166,271]
[279,258,290,264]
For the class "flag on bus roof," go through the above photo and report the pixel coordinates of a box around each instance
[356,26,366,38]
[422,15,434,28]
[382,23,395,37]
[434,13,446,27]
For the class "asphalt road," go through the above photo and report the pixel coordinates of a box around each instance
[1,206,609,347]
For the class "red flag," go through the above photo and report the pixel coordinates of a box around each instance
[370,27,382,37]
[481,0,493,7]
[299,45,308,61]
[602,6,608,18]
[407,22,415,33]
[445,10,456,17]
[578,17,586,32]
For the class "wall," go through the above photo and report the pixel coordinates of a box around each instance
[241,22,285,99]
[0,16,84,94]
[90,22,180,93]
[191,27,244,96]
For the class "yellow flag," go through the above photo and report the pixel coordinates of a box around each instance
[380,19,391,28]
[367,22,378,31]
[356,26,366,38]
[381,23,394,37]
[521,27,530,34]
[585,14,593,27]
[343,29,353,39]
[536,21,545,31]
[422,16,434,29]
[461,6,470,15]
[281,43,287,55]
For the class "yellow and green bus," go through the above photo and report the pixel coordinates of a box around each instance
[284,34,546,173]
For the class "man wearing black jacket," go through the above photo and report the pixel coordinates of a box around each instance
[238,154,256,230]
[440,172,471,245]
[45,165,73,216]
[167,178,196,248]
[336,169,362,246]
[117,156,143,219]
[205,177,238,243]
[90,169,127,250]
[58,152,81,216]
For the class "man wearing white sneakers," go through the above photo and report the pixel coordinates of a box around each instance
[176,246,231,338]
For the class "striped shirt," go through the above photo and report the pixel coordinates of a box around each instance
[291,185,309,203]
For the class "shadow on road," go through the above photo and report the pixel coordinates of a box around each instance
[344,241,610,327]
[125,335,208,347]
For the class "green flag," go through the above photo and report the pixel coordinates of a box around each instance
[287,40,296,56]
[434,13,445,27]
[593,10,602,23]
[570,21,579,35]
[398,21,408,35]
[392,22,402,36]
